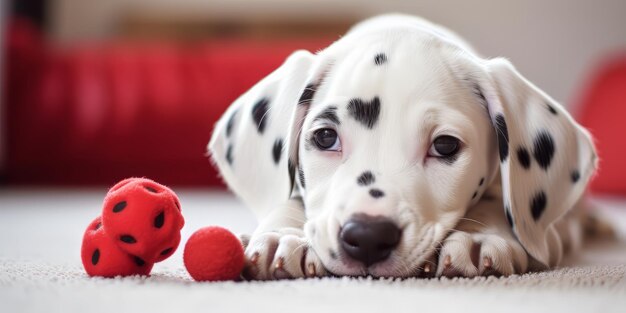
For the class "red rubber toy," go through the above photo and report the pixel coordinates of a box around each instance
[81,217,154,277]
[102,177,184,263]
[183,226,245,281]
[81,177,184,277]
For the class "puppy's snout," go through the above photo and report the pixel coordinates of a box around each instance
[339,215,401,266]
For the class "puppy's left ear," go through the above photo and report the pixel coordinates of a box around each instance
[478,58,597,266]
[208,50,318,219]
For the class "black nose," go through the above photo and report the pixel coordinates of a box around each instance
[339,215,401,266]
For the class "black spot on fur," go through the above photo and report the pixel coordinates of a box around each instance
[494,114,509,162]
[120,235,137,244]
[479,177,485,186]
[272,138,283,165]
[482,194,495,201]
[533,131,555,170]
[347,97,381,129]
[134,256,146,266]
[571,170,580,183]
[113,201,126,213]
[251,97,270,133]
[160,248,173,256]
[329,249,338,260]
[299,84,317,106]
[472,191,478,199]
[517,147,531,169]
[357,171,375,186]
[369,189,384,198]
[546,103,558,115]
[298,166,306,189]
[154,211,164,229]
[505,207,514,228]
[226,109,238,137]
[225,144,234,165]
[313,106,340,125]
[288,159,296,193]
[530,191,547,221]
[303,136,314,151]
[374,53,387,65]
[91,249,100,265]
[471,83,487,106]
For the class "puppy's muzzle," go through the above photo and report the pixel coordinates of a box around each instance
[339,215,401,266]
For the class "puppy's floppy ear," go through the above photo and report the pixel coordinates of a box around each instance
[478,58,597,266]
[208,50,320,219]
[285,56,333,193]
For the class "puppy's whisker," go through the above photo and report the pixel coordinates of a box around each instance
[281,209,307,225]
[395,227,440,277]
[458,217,488,228]
[284,242,309,262]
[432,238,445,249]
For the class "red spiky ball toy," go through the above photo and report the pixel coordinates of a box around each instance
[81,178,184,277]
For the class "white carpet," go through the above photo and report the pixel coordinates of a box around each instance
[1,188,626,313]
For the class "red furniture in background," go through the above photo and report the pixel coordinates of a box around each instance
[3,19,331,186]
[578,54,626,195]
[3,20,626,194]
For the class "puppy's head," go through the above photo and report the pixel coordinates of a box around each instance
[287,29,596,277]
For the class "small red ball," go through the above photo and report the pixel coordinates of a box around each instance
[183,226,244,281]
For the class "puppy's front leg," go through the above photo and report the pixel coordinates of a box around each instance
[243,197,327,280]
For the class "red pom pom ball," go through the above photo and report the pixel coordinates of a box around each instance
[183,226,244,281]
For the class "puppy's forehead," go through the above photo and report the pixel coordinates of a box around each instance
[310,43,477,133]
[317,37,466,111]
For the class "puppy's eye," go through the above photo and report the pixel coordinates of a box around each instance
[313,128,341,151]
[429,135,460,157]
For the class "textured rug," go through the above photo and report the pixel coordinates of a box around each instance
[1,188,625,313]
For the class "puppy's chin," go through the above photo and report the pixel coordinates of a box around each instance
[369,262,414,278]
[323,262,367,277]
[323,256,416,278]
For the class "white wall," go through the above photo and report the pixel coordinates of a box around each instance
[50,0,626,108]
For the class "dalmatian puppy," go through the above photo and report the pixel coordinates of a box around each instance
[208,14,597,279]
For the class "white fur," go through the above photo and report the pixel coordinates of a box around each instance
[208,14,597,279]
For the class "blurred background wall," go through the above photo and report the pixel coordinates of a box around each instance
[0,0,6,175]
[2,0,626,193]
[50,0,626,107]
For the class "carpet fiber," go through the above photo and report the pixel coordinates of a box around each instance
[1,188,625,313]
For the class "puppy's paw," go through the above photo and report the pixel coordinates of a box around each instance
[436,231,528,278]
[242,228,327,280]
